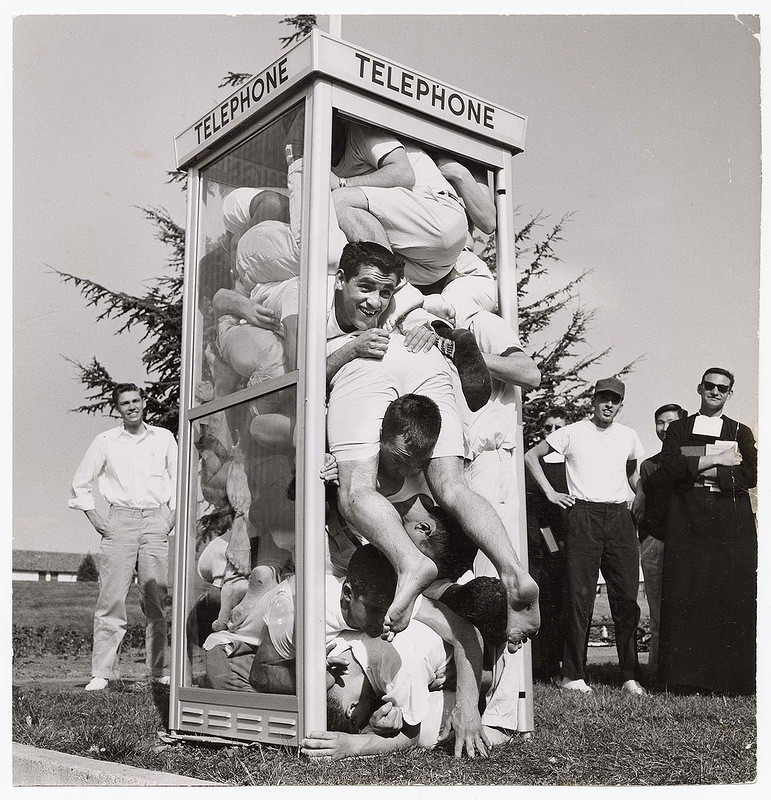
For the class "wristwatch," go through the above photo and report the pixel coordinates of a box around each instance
[337,176,348,189]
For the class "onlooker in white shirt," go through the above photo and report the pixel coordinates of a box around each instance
[69,383,177,690]
[525,377,646,696]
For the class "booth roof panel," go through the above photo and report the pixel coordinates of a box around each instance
[175,30,526,168]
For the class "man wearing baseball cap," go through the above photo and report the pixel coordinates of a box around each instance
[525,377,646,696]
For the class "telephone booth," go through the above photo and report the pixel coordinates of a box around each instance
[168,29,531,746]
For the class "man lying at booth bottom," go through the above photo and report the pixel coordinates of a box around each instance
[325,242,540,653]
[204,543,490,757]
[301,580,512,761]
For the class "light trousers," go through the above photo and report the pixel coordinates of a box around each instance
[92,506,170,679]
[639,535,665,674]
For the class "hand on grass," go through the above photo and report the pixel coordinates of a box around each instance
[439,702,490,759]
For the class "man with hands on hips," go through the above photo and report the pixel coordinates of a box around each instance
[525,377,646,696]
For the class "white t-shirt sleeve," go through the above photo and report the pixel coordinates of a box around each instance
[546,425,571,456]
[629,431,645,463]
[469,311,523,357]
[352,123,404,169]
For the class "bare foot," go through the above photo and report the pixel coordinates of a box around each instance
[499,569,540,653]
[211,575,249,631]
[382,554,438,638]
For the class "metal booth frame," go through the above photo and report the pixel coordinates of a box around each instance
[168,29,531,747]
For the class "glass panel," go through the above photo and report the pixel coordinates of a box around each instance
[184,385,298,692]
[193,104,305,408]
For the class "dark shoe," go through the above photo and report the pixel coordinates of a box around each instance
[432,324,492,412]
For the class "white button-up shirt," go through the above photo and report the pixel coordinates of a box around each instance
[69,423,178,512]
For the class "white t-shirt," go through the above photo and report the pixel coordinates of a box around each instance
[340,620,451,728]
[449,310,523,459]
[332,122,455,194]
[546,418,644,503]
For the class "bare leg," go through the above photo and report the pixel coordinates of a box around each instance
[212,570,249,632]
[337,456,437,635]
[212,441,254,631]
[426,456,540,652]
[332,187,391,249]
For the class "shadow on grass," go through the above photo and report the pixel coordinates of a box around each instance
[150,683,170,727]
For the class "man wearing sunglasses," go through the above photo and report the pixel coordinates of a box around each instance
[657,368,757,695]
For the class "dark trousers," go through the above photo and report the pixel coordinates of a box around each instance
[562,500,641,681]
[527,524,566,679]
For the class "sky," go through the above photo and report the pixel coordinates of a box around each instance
[11,10,762,555]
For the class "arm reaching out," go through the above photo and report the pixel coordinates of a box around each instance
[301,726,417,760]
[415,597,489,759]
[435,156,496,234]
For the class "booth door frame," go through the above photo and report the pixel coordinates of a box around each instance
[322,86,533,733]
[168,84,331,745]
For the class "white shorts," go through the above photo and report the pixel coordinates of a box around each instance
[237,219,299,285]
[442,249,497,328]
[217,316,285,381]
[327,335,464,463]
[360,185,468,284]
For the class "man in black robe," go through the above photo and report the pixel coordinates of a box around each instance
[658,367,757,695]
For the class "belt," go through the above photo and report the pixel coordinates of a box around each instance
[415,267,459,295]
[111,504,168,514]
[572,499,627,509]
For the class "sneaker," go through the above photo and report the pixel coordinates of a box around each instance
[153,675,171,686]
[432,324,492,411]
[622,679,647,696]
[85,677,109,692]
[553,676,593,694]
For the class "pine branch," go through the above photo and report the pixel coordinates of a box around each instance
[279,15,317,49]
[220,72,253,89]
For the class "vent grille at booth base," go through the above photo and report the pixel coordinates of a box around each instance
[179,703,298,743]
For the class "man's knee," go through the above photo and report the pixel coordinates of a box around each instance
[427,456,466,499]
[336,487,364,525]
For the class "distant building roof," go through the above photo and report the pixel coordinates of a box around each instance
[12,550,89,573]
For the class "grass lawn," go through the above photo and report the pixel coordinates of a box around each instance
[12,665,756,785]
[13,581,147,631]
[11,580,755,785]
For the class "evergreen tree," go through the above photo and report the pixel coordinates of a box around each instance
[61,15,635,446]
[76,553,99,582]
[54,206,184,433]
[478,214,636,448]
